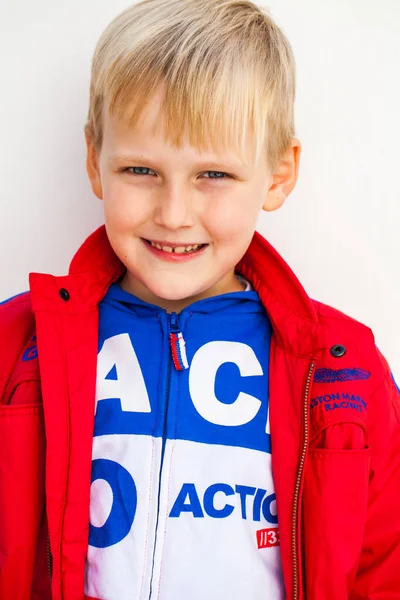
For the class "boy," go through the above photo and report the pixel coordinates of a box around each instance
[0,0,399,598]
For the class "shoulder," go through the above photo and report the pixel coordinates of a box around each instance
[313,297,372,329]
[0,291,34,333]
[0,292,37,398]
[311,297,390,386]
[312,297,376,344]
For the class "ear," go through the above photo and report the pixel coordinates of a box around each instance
[84,126,104,200]
[262,138,301,212]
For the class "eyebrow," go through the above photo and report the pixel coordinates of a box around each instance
[108,153,248,172]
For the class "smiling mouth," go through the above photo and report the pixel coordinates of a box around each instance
[143,239,208,254]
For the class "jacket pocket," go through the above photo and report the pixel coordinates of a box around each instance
[0,402,46,600]
[4,377,43,406]
[302,446,371,600]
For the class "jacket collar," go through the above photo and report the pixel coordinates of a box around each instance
[31,225,319,356]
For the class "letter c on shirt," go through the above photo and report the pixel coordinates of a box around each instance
[189,341,263,426]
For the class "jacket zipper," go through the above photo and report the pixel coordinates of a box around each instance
[46,534,53,581]
[292,360,315,600]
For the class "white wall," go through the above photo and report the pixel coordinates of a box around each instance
[1,0,399,376]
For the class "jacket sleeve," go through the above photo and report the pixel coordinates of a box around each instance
[0,294,49,599]
[350,348,400,599]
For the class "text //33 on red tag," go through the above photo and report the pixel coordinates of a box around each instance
[256,527,280,549]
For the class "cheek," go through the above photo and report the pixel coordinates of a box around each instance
[103,184,151,231]
[206,197,259,242]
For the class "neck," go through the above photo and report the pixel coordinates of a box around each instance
[119,270,246,313]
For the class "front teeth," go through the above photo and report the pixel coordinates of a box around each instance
[149,241,201,253]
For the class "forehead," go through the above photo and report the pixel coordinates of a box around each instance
[101,88,258,171]
[103,87,166,141]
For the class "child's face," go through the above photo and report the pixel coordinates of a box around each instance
[86,89,300,311]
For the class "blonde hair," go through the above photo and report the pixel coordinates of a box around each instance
[85,0,296,173]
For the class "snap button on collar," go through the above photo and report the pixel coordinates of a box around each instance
[59,288,70,301]
[330,344,346,357]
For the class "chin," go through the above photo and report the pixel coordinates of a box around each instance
[146,278,206,303]
[151,285,198,302]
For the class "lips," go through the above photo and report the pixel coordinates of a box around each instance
[143,239,208,254]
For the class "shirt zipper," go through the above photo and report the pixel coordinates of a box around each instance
[148,311,182,598]
[292,359,315,600]
[168,312,189,371]
[161,313,174,465]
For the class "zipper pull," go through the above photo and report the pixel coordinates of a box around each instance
[169,312,189,371]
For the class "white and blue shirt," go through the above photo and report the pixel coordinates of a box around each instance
[85,279,284,600]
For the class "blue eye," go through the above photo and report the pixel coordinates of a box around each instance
[123,167,230,180]
[203,171,229,180]
[125,167,155,176]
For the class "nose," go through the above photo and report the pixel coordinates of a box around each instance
[153,184,195,230]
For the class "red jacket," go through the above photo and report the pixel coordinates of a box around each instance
[1,225,399,600]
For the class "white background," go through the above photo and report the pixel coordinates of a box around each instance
[0,0,399,376]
